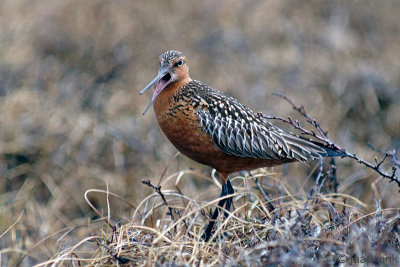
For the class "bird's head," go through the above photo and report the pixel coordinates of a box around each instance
[140,50,189,115]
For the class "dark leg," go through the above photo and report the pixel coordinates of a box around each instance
[203,183,228,241]
[224,179,234,218]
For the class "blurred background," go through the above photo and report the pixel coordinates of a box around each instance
[1,0,399,264]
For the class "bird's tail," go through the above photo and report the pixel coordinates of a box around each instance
[278,129,345,161]
[311,140,345,158]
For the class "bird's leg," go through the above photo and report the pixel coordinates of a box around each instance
[203,183,228,241]
[224,179,234,218]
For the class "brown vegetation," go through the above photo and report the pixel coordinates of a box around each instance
[1,0,399,266]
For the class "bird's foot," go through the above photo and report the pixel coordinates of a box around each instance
[201,229,232,242]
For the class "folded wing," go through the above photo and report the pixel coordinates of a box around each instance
[195,91,331,162]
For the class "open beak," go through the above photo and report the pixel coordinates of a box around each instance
[140,66,169,115]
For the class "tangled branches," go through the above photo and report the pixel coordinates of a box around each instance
[258,93,400,189]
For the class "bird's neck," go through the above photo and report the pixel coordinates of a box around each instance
[153,76,192,116]
[171,76,192,93]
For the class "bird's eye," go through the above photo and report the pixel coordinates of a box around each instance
[177,59,183,66]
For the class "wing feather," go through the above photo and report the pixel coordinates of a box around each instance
[195,88,331,161]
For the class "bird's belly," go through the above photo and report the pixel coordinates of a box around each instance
[157,113,222,165]
[156,111,286,176]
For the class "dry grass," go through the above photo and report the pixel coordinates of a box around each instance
[1,0,400,266]
[31,168,400,266]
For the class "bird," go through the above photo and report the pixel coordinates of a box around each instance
[140,50,342,241]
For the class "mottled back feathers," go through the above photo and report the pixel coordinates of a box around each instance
[175,80,334,162]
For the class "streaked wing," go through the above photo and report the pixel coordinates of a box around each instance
[195,91,328,161]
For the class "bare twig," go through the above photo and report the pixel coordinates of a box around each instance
[142,179,189,230]
[273,93,330,138]
[142,179,175,220]
[259,93,400,189]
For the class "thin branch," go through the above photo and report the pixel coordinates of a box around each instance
[259,93,400,189]
[142,179,175,220]
[142,179,189,230]
[272,92,329,139]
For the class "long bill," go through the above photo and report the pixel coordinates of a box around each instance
[140,67,168,115]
